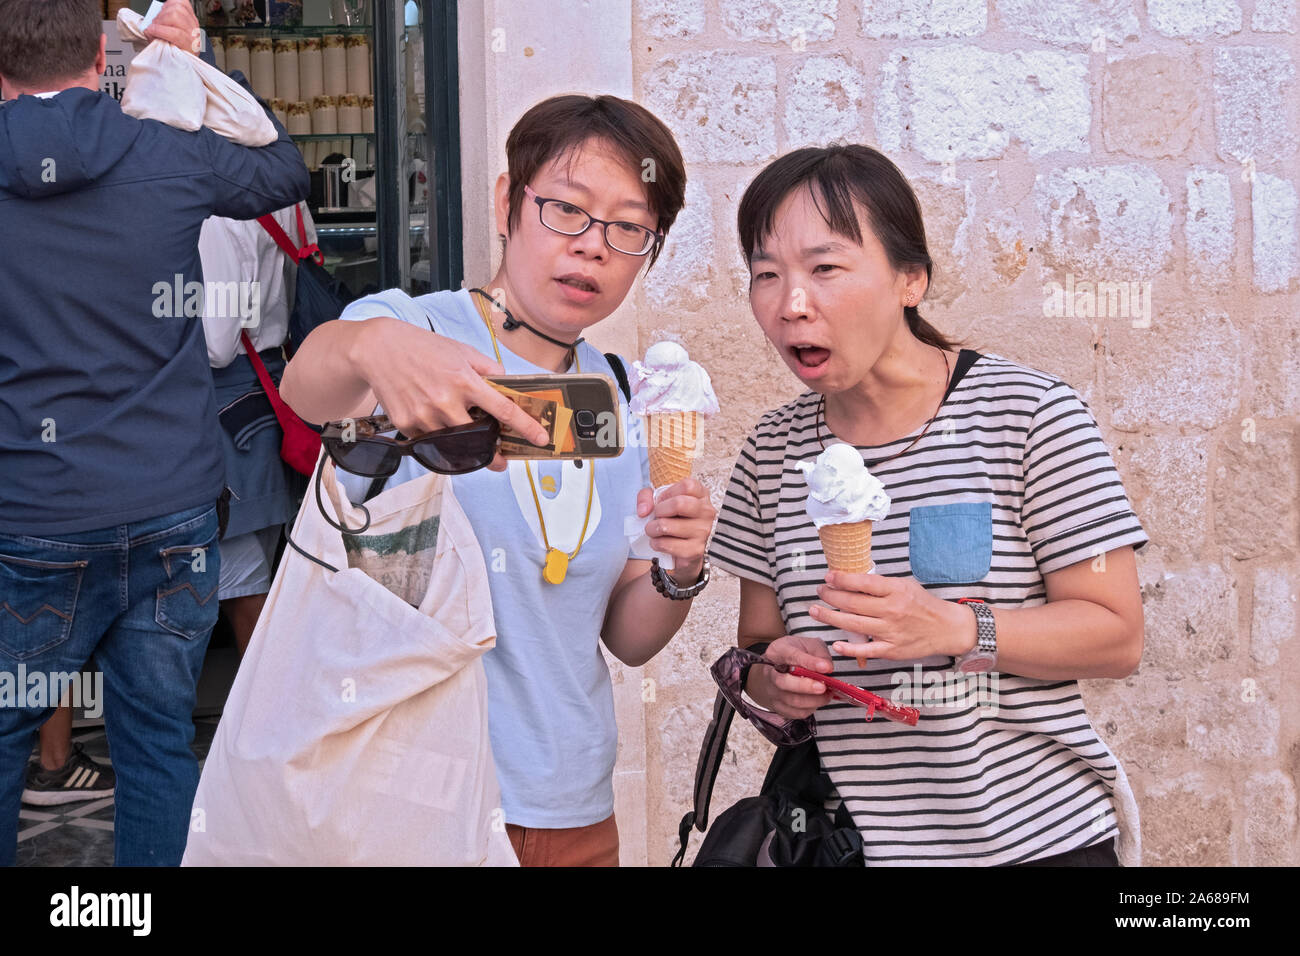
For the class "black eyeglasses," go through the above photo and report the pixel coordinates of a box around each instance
[319,413,500,478]
[524,184,661,256]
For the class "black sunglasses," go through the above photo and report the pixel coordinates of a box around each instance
[711,646,816,747]
[320,413,500,478]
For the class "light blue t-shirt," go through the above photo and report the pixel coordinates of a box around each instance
[337,288,651,828]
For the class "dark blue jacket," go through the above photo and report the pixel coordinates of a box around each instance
[0,88,309,534]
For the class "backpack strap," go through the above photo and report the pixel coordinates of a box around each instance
[672,640,775,867]
[240,330,289,413]
[258,209,324,266]
[257,214,298,260]
[605,352,631,402]
[672,689,735,867]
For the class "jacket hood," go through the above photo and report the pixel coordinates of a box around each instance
[0,88,140,199]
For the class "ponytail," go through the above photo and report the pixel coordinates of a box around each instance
[906,306,960,352]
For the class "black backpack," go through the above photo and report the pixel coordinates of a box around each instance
[257,206,356,358]
[673,689,865,867]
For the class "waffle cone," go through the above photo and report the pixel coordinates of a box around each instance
[646,411,702,487]
[818,521,873,573]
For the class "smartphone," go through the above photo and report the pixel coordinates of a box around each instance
[786,666,920,725]
[486,373,624,460]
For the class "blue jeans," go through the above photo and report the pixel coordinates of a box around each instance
[0,503,221,866]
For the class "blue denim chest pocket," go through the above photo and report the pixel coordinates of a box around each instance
[908,502,993,585]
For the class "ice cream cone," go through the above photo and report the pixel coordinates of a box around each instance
[821,521,875,666]
[818,520,874,573]
[646,410,701,487]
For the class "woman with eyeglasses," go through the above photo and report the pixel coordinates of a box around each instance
[707,145,1149,866]
[280,95,716,866]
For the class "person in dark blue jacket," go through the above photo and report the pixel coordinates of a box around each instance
[0,0,309,866]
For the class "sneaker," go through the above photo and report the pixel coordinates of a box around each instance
[22,743,115,806]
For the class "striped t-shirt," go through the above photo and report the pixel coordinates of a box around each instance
[708,352,1149,866]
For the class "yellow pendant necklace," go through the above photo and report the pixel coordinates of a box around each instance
[472,292,594,585]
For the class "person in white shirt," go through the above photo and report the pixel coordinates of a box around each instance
[202,201,318,654]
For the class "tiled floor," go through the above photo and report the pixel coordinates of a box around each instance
[15,717,221,867]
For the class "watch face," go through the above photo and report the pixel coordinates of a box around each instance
[957,651,996,674]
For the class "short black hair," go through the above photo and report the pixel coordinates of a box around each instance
[504,94,687,269]
[738,144,957,351]
[0,0,101,89]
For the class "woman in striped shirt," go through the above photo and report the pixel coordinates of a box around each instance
[708,145,1149,866]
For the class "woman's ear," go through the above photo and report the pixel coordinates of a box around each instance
[902,266,928,306]
[493,173,512,240]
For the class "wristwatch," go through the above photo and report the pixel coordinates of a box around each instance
[954,598,997,673]
[650,556,710,600]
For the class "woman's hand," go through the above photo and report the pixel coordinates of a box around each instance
[636,478,717,583]
[810,570,973,665]
[745,636,835,719]
[354,316,550,471]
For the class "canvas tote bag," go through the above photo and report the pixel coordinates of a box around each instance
[182,453,518,866]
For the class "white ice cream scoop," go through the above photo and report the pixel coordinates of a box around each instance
[796,442,891,526]
[630,341,720,416]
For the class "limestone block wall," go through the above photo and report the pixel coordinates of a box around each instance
[460,0,1299,866]
[627,0,1299,866]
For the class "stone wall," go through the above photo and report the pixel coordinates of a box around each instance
[462,0,1299,865]
[628,0,1299,867]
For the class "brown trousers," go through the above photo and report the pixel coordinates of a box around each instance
[505,813,619,867]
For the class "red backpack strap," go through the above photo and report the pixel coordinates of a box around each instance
[298,212,324,266]
[257,214,298,260]
[258,208,325,266]
[241,330,292,413]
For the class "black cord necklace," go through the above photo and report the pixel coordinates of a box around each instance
[469,287,588,467]
[469,287,584,354]
[817,346,950,464]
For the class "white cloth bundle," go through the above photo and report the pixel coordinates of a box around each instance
[116,7,276,146]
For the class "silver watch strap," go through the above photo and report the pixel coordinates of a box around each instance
[969,601,996,652]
